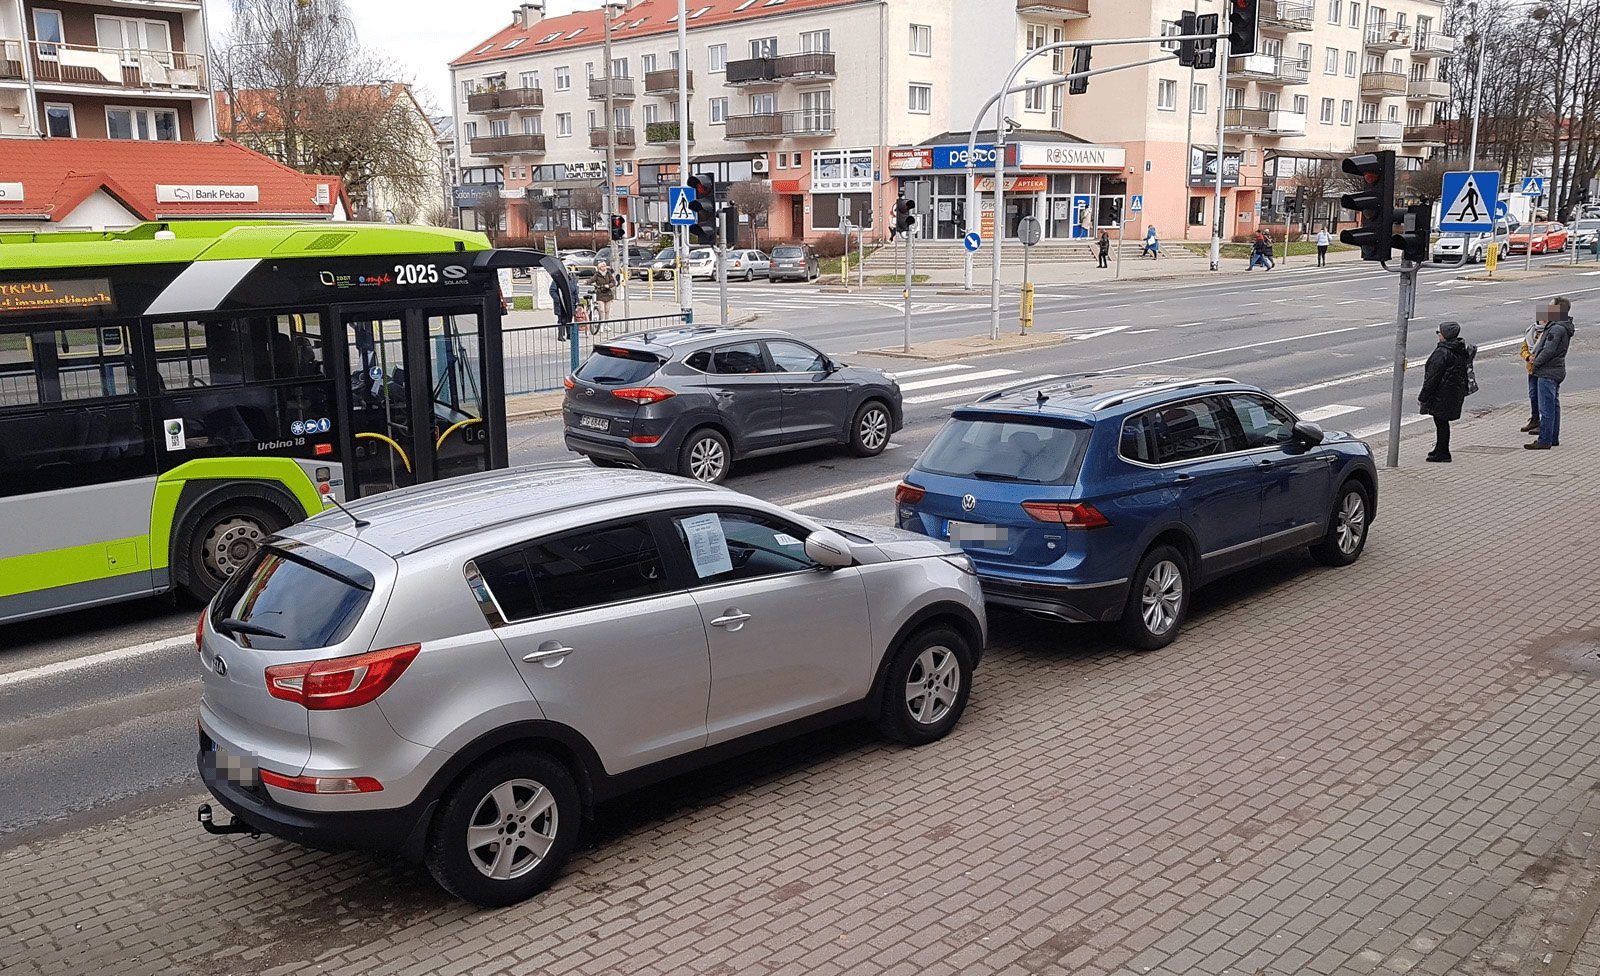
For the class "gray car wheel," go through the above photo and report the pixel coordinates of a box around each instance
[1310,480,1371,567]
[1117,544,1189,650]
[425,751,579,907]
[877,624,973,745]
[850,400,892,457]
[679,428,730,483]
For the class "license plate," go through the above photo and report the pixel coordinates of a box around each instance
[946,520,1008,547]
[578,415,609,432]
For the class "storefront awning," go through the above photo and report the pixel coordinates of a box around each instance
[771,179,803,194]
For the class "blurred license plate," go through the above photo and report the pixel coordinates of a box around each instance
[579,415,609,431]
[946,520,1008,546]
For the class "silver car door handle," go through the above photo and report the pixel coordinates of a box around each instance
[710,610,752,628]
[523,645,574,665]
[715,390,734,399]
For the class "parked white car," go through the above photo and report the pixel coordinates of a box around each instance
[1431,218,1518,264]
[685,247,722,280]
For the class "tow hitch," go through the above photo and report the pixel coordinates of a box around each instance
[198,804,260,838]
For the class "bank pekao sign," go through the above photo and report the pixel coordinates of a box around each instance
[156,185,261,204]
[1009,144,1126,171]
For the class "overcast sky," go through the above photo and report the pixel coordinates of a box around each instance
[203,0,592,114]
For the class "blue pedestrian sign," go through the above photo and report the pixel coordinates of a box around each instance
[668,186,696,226]
[1130,194,1143,213]
[1439,171,1499,233]
[963,231,981,252]
[1521,176,1545,196]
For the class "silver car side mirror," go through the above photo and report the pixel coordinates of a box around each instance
[804,527,854,568]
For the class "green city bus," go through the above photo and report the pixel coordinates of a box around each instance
[1,219,563,623]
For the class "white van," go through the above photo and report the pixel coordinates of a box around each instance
[1432,217,1519,264]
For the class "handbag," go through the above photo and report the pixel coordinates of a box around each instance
[1465,344,1480,395]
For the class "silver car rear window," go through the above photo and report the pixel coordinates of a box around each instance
[917,415,1088,484]
[211,543,374,650]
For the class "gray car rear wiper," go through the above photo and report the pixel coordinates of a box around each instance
[217,617,287,640]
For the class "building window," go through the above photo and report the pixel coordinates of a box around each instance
[43,103,74,137]
[1350,2,1361,27]
[489,119,510,137]
[1190,196,1206,225]
[519,70,538,89]
[1192,83,1207,114]
[1327,0,1340,24]
[1157,79,1177,112]
[1159,20,1180,53]
[799,89,832,132]
[709,43,727,72]
[1346,51,1358,76]
[709,97,728,123]
[750,92,775,115]
[909,83,930,114]
[910,24,931,56]
[556,113,572,137]
[111,107,178,139]
[95,15,171,64]
[611,57,628,78]
[1226,87,1244,109]
[1293,94,1308,115]
[521,116,540,135]
[643,103,658,124]
[1320,98,1334,124]
[800,30,829,53]
[555,66,571,91]
[1324,47,1338,75]
[641,53,656,73]
[463,121,477,139]
[462,80,475,101]
[750,37,776,58]
[586,109,597,132]
[1024,79,1044,112]
[585,62,595,81]
[33,9,64,57]
[1361,102,1378,122]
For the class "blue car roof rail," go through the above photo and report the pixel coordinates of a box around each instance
[1090,377,1238,411]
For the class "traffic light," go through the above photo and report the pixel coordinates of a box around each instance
[687,174,717,245]
[1338,151,1396,262]
[1228,0,1259,56]
[1068,46,1091,95]
[1195,14,1219,69]
[1177,11,1197,68]
[608,214,625,240]
[1396,201,1433,263]
[893,196,916,236]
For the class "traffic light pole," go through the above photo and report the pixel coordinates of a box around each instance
[1208,35,1230,273]
[903,228,914,353]
[1385,260,1419,469]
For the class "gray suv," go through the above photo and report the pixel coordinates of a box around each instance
[196,466,985,906]
[563,326,903,483]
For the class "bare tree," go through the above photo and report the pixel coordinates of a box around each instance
[570,187,606,231]
[473,197,506,241]
[726,180,776,247]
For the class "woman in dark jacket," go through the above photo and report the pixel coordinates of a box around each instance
[1419,320,1471,462]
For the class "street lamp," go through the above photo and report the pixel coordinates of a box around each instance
[1465,1,1487,166]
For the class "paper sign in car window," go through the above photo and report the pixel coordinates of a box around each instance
[772,533,800,547]
[682,513,734,577]
[1246,405,1270,431]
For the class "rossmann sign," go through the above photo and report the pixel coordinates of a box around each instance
[1010,144,1127,171]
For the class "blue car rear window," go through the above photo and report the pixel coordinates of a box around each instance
[917,416,1088,484]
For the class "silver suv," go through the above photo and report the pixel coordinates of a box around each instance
[196,466,985,906]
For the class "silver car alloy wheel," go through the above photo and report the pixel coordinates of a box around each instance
[1140,559,1185,636]
[903,644,961,726]
[465,778,560,881]
[858,407,890,451]
[1333,490,1367,556]
[688,437,727,481]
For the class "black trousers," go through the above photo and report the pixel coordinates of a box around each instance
[1432,415,1451,456]
[1316,245,1328,266]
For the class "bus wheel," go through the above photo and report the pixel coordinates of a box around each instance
[180,504,286,604]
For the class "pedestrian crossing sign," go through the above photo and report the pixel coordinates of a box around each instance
[1438,171,1498,233]
[668,186,697,226]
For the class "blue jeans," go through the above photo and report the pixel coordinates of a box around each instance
[1528,373,1539,418]
[1537,376,1562,445]
[1249,253,1270,269]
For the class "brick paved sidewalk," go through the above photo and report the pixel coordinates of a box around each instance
[4,395,1599,976]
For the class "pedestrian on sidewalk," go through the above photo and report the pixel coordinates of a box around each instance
[592,261,620,322]
[1248,231,1274,270]
[1519,308,1549,432]
[550,271,579,342]
[1527,296,1574,450]
[1419,321,1471,462]
[1315,226,1330,267]
[1141,225,1161,259]
[1097,231,1110,269]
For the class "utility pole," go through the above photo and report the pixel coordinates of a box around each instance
[677,0,690,322]
[601,2,627,319]
[1208,35,1230,272]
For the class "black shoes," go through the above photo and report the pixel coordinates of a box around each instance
[1524,441,1552,450]
[1425,452,1451,462]
[1520,417,1541,433]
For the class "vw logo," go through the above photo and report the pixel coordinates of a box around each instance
[961,494,977,513]
[212,654,228,676]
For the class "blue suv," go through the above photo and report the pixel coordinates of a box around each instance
[894,376,1378,649]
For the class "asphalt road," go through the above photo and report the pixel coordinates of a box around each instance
[3,255,1592,844]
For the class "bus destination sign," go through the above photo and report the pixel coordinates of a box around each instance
[0,278,115,315]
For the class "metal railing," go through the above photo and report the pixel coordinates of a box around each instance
[26,40,205,89]
[502,312,689,395]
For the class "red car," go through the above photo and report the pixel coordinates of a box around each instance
[1507,222,1569,254]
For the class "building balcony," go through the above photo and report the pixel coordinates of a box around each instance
[1360,71,1408,97]
[587,77,636,101]
[1407,79,1450,101]
[724,110,835,140]
[2,38,22,81]
[467,86,543,114]
[1267,110,1307,135]
[1223,107,1272,134]
[589,125,637,149]
[643,68,692,95]
[1236,55,1309,85]
[1016,0,1090,17]
[1365,22,1412,51]
[1411,33,1458,59]
[1403,122,1449,145]
[1355,119,1405,144]
[724,52,836,87]
[25,40,205,91]
[645,121,693,144]
[1260,0,1314,33]
[468,133,546,157]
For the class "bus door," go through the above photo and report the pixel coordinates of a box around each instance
[342,306,493,497]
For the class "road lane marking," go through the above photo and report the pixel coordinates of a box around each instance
[786,479,902,511]
[1104,325,1362,371]
[892,363,971,377]
[1297,404,1361,422]
[906,375,1063,406]
[898,368,1018,392]
[0,635,191,689]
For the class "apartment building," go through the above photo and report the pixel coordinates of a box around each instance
[449,0,1454,244]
